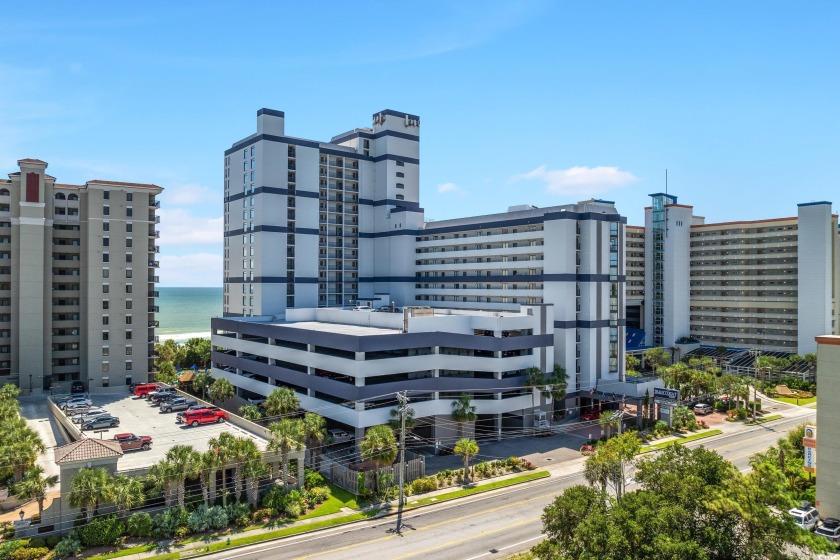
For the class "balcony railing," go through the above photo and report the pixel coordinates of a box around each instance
[148,215,161,223]
[148,275,159,283]
[148,306,159,313]
[148,290,159,298]
[149,321,160,328]
[148,335,160,343]
[149,200,160,208]
[149,228,160,238]
[148,245,160,253]
[148,261,160,268]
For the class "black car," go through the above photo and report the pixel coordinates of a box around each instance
[82,415,120,430]
[70,381,86,394]
[150,392,178,405]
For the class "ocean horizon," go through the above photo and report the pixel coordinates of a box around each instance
[157,286,222,339]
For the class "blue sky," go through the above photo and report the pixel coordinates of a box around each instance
[2,1,838,286]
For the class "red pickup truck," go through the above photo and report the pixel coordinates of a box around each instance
[133,383,160,398]
[114,433,152,451]
[179,408,228,427]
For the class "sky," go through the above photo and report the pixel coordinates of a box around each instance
[2,1,838,287]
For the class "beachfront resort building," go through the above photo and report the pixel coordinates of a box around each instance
[0,158,162,394]
[215,108,645,435]
[625,194,839,354]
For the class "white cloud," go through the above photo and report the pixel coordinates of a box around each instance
[159,253,222,287]
[437,182,464,195]
[513,165,638,196]
[162,183,213,205]
[157,208,223,246]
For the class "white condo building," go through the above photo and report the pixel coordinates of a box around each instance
[213,109,643,437]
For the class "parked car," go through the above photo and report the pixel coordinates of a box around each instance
[70,381,86,394]
[373,306,402,313]
[70,409,109,424]
[580,410,601,422]
[133,384,160,398]
[114,433,152,452]
[328,429,351,443]
[352,305,373,311]
[160,397,198,413]
[59,397,92,410]
[62,400,94,413]
[187,404,219,412]
[82,415,120,431]
[788,502,820,531]
[148,387,177,402]
[179,408,227,427]
[693,403,714,415]
[816,518,840,546]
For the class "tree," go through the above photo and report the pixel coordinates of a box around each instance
[264,387,300,418]
[239,404,263,421]
[303,412,327,470]
[238,438,267,508]
[209,377,234,404]
[267,418,306,490]
[671,406,697,432]
[208,432,237,506]
[643,347,670,372]
[164,445,201,509]
[198,448,223,506]
[525,366,544,411]
[359,425,397,496]
[68,467,110,522]
[451,394,477,437]
[453,438,479,484]
[0,418,46,483]
[583,432,640,499]
[155,339,184,366]
[105,475,145,517]
[155,361,178,386]
[147,459,178,507]
[756,355,790,385]
[193,372,212,400]
[625,354,641,376]
[184,338,211,369]
[533,485,609,560]
[598,410,621,439]
[13,465,57,520]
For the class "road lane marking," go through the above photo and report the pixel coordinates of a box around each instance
[390,517,541,560]
[463,534,546,560]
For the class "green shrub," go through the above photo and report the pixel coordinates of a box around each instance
[307,486,329,506]
[653,421,670,437]
[53,534,81,559]
[735,407,749,421]
[283,489,305,518]
[44,537,60,550]
[188,504,213,533]
[304,470,326,489]
[127,512,154,538]
[10,547,49,560]
[24,540,44,550]
[174,526,189,539]
[251,508,273,523]
[262,486,286,515]
[0,541,26,560]
[208,506,229,530]
[713,399,727,412]
[153,507,189,538]
[77,515,124,547]
[410,477,438,495]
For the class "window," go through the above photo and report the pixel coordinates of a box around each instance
[126,238,132,248]
[396,172,404,178]
[102,347,109,357]
[244,149,247,158]
[103,301,109,310]
[125,330,132,340]
[125,284,132,294]
[126,223,132,233]
[102,331,109,341]
[103,237,109,247]
[125,361,132,371]
[396,161,404,167]
[126,269,132,278]
[125,300,132,310]
[103,284,109,294]
[102,253,109,263]
[396,183,404,189]
[250,146,254,156]
[126,254,132,264]
[126,207,133,217]
[103,191,110,200]
[103,206,110,216]
[125,316,132,325]
[396,194,404,200]
[103,221,109,232]
[102,362,109,372]
[125,346,132,355]
[126,193,133,202]
[103,269,109,279]
[102,316,109,325]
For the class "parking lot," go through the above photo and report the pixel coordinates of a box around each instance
[52,393,268,472]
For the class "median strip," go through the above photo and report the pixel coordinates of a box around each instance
[639,429,723,453]
[745,414,783,425]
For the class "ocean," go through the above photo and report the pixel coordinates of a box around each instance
[156,287,223,340]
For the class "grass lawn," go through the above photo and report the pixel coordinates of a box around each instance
[774,396,817,406]
[640,429,723,453]
[746,414,783,425]
[299,483,359,519]
[88,544,157,560]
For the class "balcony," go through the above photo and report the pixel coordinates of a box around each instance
[148,290,159,298]
[148,245,160,253]
[149,200,160,208]
[148,335,160,343]
[149,320,160,328]
[148,215,161,223]
[148,260,160,268]
[148,305,159,313]
[149,228,160,238]
[148,275,159,283]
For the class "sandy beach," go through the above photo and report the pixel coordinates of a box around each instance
[158,331,211,342]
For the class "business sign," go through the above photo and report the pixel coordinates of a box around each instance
[654,387,680,402]
[803,425,817,474]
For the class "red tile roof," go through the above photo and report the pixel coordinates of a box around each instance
[17,158,48,165]
[54,438,123,464]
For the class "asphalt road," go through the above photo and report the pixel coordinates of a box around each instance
[200,413,816,560]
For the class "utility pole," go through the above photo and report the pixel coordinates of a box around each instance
[749,349,761,420]
[391,392,414,535]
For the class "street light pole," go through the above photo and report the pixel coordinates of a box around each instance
[391,391,414,535]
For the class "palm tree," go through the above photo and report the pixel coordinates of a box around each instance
[525,367,544,411]
[267,418,306,490]
[239,404,263,422]
[105,475,145,517]
[13,465,57,520]
[229,437,256,502]
[598,411,620,439]
[453,438,479,484]
[303,412,327,470]
[359,425,398,496]
[165,445,201,509]
[148,459,179,507]
[209,377,234,404]
[240,440,268,508]
[264,387,300,418]
[193,372,212,400]
[208,432,237,506]
[451,394,477,438]
[198,448,223,506]
[68,467,110,522]
[0,418,46,482]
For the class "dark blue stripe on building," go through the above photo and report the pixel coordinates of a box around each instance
[224,276,319,284]
[331,129,419,144]
[554,319,627,329]
[362,274,626,283]
[257,108,285,118]
[226,134,419,165]
[224,226,318,237]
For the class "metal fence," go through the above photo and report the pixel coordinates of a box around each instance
[319,450,425,494]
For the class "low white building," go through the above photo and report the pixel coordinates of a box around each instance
[211,305,556,443]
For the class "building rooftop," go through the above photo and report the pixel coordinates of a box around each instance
[87,179,162,190]
[55,438,124,464]
[276,320,401,337]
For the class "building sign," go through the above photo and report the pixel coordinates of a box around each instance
[654,387,680,402]
[803,425,817,474]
